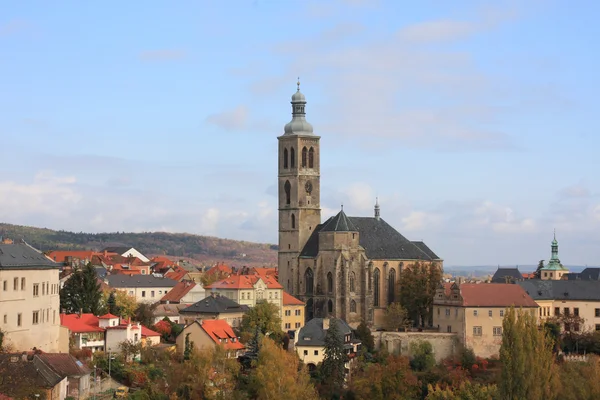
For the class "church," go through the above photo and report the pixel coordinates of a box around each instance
[277,82,443,327]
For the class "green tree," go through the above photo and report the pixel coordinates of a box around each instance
[135,302,158,327]
[355,321,375,353]
[320,318,348,398]
[409,340,435,372]
[499,307,557,400]
[107,290,120,315]
[60,263,102,314]
[239,301,282,341]
[101,289,137,318]
[534,260,545,279]
[384,303,409,332]
[397,262,442,327]
[426,381,499,399]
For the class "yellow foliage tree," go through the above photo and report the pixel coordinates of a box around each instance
[101,289,137,318]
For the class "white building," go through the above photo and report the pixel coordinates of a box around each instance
[0,240,67,352]
[106,274,177,303]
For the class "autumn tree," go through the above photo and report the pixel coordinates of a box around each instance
[499,306,557,400]
[135,302,158,327]
[426,381,499,400]
[239,301,282,342]
[556,355,600,400]
[397,262,442,327]
[384,303,409,332]
[250,337,319,400]
[319,318,348,398]
[548,312,586,352]
[60,263,102,314]
[350,354,420,400]
[355,321,375,353]
[101,289,137,318]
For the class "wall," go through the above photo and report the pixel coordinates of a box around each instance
[296,344,325,366]
[373,331,458,362]
[0,268,62,352]
[175,322,213,354]
[118,286,175,303]
[282,304,304,331]
[537,299,600,332]
[180,311,246,329]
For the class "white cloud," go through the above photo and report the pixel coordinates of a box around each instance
[206,106,249,131]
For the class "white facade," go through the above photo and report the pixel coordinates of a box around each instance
[119,285,174,303]
[105,322,142,353]
[212,277,284,315]
[180,284,206,304]
[0,268,65,352]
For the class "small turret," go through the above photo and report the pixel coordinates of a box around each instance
[374,198,380,220]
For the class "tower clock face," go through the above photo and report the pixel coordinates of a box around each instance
[305,181,313,194]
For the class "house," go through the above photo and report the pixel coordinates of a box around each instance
[518,280,600,332]
[153,304,190,324]
[206,274,283,314]
[295,318,361,372]
[38,353,91,399]
[433,282,538,358]
[176,319,245,358]
[0,240,67,352]
[101,246,150,262]
[490,267,523,283]
[106,274,177,303]
[204,263,233,279]
[160,280,206,304]
[0,353,68,400]
[179,294,249,328]
[102,315,161,353]
[60,313,106,352]
[565,267,600,281]
[282,292,305,332]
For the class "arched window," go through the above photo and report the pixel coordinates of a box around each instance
[327,272,333,293]
[283,148,288,169]
[308,147,314,168]
[301,147,308,167]
[350,272,356,292]
[328,299,333,314]
[284,181,291,205]
[388,268,396,304]
[374,268,380,307]
[399,262,404,273]
[291,214,295,229]
[305,268,314,294]
[290,147,295,168]
[350,300,357,313]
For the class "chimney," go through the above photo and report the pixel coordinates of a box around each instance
[323,318,330,330]
[79,308,83,318]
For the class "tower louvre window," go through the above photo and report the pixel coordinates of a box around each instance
[291,214,295,229]
[283,148,288,169]
[302,147,308,167]
[284,180,291,205]
[290,147,296,168]
[308,147,314,168]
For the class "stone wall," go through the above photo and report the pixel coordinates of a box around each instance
[373,331,458,362]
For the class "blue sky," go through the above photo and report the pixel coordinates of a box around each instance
[1,0,599,266]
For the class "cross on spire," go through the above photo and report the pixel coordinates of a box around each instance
[297,77,300,91]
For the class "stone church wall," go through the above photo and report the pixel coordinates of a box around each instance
[373,331,458,362]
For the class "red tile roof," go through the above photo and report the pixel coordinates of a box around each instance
[283,291,304,306]
[161,281,196,303]
[141,326,161,337]
[47,250,102,263]
[206,263,233,276]
[98,313,119,319]
[60,313,104,333]
[207,275,283,290]
[200,320,245,350]
[458,283,538,307]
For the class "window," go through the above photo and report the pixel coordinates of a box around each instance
[500,310,504,317]
[283,148,288,169]
[596,325,600,331]
[129,291,134,296]
[290,147,295,168]
[285,310,291,316]
[242,292,245,300]
[305,268,314,294]
[327,272,333,293]
[301,146,308,167]
[350,300,357,313]
[445,308,450,316]
[349,272,355,292]
[17,313,22,327]
[304,350,308,356]
[493,327,502,336]
[285,323,291,329]
[2,281,6,291]
[328,299,333,313]
[142,291,146,297]
[437,308,440,316]
[574,323,580,332]
[308,147,314,168]
[53,310,56,324]
[295,322,301,328]
[314,350,318,356]
[13,278,18,291]
[3,314,6,324]
[596,309,600,317]
[447,325,452,333]
[555,307,560,316]
[33,284,39,297]
[388,268,396,303]
[32,311,39,325]
[134,333,139,342]
[295,309,301,316]
[473,326,482,336]
[284,181,291,205]
[42,283,45,296]
[473,310,478,316]
[373,268,380,307]
[151,291,155,297]
[574,308,580,316]
[564,308,570,315]
[488,310,493,317]
[291,214,295,229]
[275,292,278,299]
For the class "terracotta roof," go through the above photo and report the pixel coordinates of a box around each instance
[459,283,538,307]
[161,281,196,303]
[46,250,100,263]
[206,263,232,276]
[207,275,282,290]
[98,313,119,319]
[141,326,161,337]
[37,353,91,377]
[199,320,245,350]
[283,291,304,306]
[249,267,278,277]
[154,303,191,317]
[60,313,104,333]
[165,266,189,281]
[151,256,175,264]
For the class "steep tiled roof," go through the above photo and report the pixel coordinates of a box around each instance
[566,267,600,281]
[141,326,161,337]
[60,313,104,333]
[46,250,102,264]
[161,281,197,303]
[180,295,248,315]
[491,267,524,283]
[101,246,133,254]
[518,280,600,301]
[198,320,244,351]
[320,210,357,232]
[206,263,233,276]
[106,275,177,288]
[296,318,354,347]
[154,303,190,317]
[38,353,91,377]
[0,242,60,270]
[98,313,119,319]
[283,291,304,306]
[0,354,64,393]
[411,241,441,260]
[458,283,538,307]
[207,275,283,290]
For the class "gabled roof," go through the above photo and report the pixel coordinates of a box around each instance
[60,313,104,333]
[453,283,538,307]
[0,354,64,392]
[37,353,91,377]
[154,303,191,317]
[566,267,600,281]
[196,320,244,350]
[207,275,283,290]
[320,210,357,232]
[106,274,177,288]
[98,313,119,319]
[206,263,233,276]
[180,295,248,315]
[0,242,60,270]
[101,246,134,254]
[491,267,524,283]
[283,291,304,306]
[296,318,354,347]
[518,280,600,301]
[161,281,197,303]
[141,326,161,337]
[46,250,103,264]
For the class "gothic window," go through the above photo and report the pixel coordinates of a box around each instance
[301,147,308,167]
[374,268,380,306]
[327,272,333,293]
[283,148,288,169]
[309,147,314,168]
[388,268,396,304]
[350,272,356,292]
[305,268,314,294]
[284,181,291,205]
[399,262,404,273]
[306,298,314,321]
[291,214,295,229]
[328,299,333,314]
[350,300,357,313]
[290,147,295,168]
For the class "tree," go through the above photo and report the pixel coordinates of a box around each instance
[426,381,499,399]
[135,302,158,327]
[320,318,348,398]
[350,355,420,400]
[398,262,443,327]
[102,289,137,318]
[534,260,545,279]
[499,307,557,400]
[250,337,319,400]
[119,339,144,362]
[153,320,172,341]
[409,340,435,372]
[239,301,282,341]
[60,263,102,314]
[548,312,586,353]
[556,355,600,400]
[107,290,120,315]
[355,321,375,353]
[384,303,409,332]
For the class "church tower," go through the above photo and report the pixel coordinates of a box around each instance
[278,80,321,295]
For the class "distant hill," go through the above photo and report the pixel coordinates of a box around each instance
[0,223,277,267]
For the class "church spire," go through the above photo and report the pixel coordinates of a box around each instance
[283,79,314,135]
[374,197,380,220]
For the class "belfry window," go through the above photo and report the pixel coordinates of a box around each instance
[350,300,357,313]
[291,214,295,229]
[290,147,296,168]
[283,148,288,169]
[302,147,308,168]
[284,181,291,205]
[308,147,314,168]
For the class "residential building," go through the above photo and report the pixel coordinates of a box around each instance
[295,318,360,372]
[38,353,91,399]
[176,319,245,358]
[106,275,177,303]
[104,317,160,353]
[0,353,68,400]
[282,291,305,332]
[60,313,106,352]
[540,233,569,280]
[206,274,283,314]
[160,280,205,304]
[179,294,249,328]
[0,241,66,352]
[518,280,600,332]
[433,283,538,358]
[153,303,189,324]
[101,246,150,262]
[490,267,523,283]
[565,267,600,281]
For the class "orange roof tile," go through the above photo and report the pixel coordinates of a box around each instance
[200,320,245,350]
[458,283,538,307]
[161,281,196,303]
[60,313,104,333]
[47,251,101,263]
[206,263,233,276]
[141,325,161,337]
[98,313,119,319]
[283,291,304,306]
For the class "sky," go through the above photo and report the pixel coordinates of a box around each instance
[1,0,599,267]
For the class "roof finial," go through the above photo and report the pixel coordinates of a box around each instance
[341,203,344,211]
[297,77,300,91]
[554,228,556,240]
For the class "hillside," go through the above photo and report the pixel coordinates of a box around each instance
[0,223,278,267]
